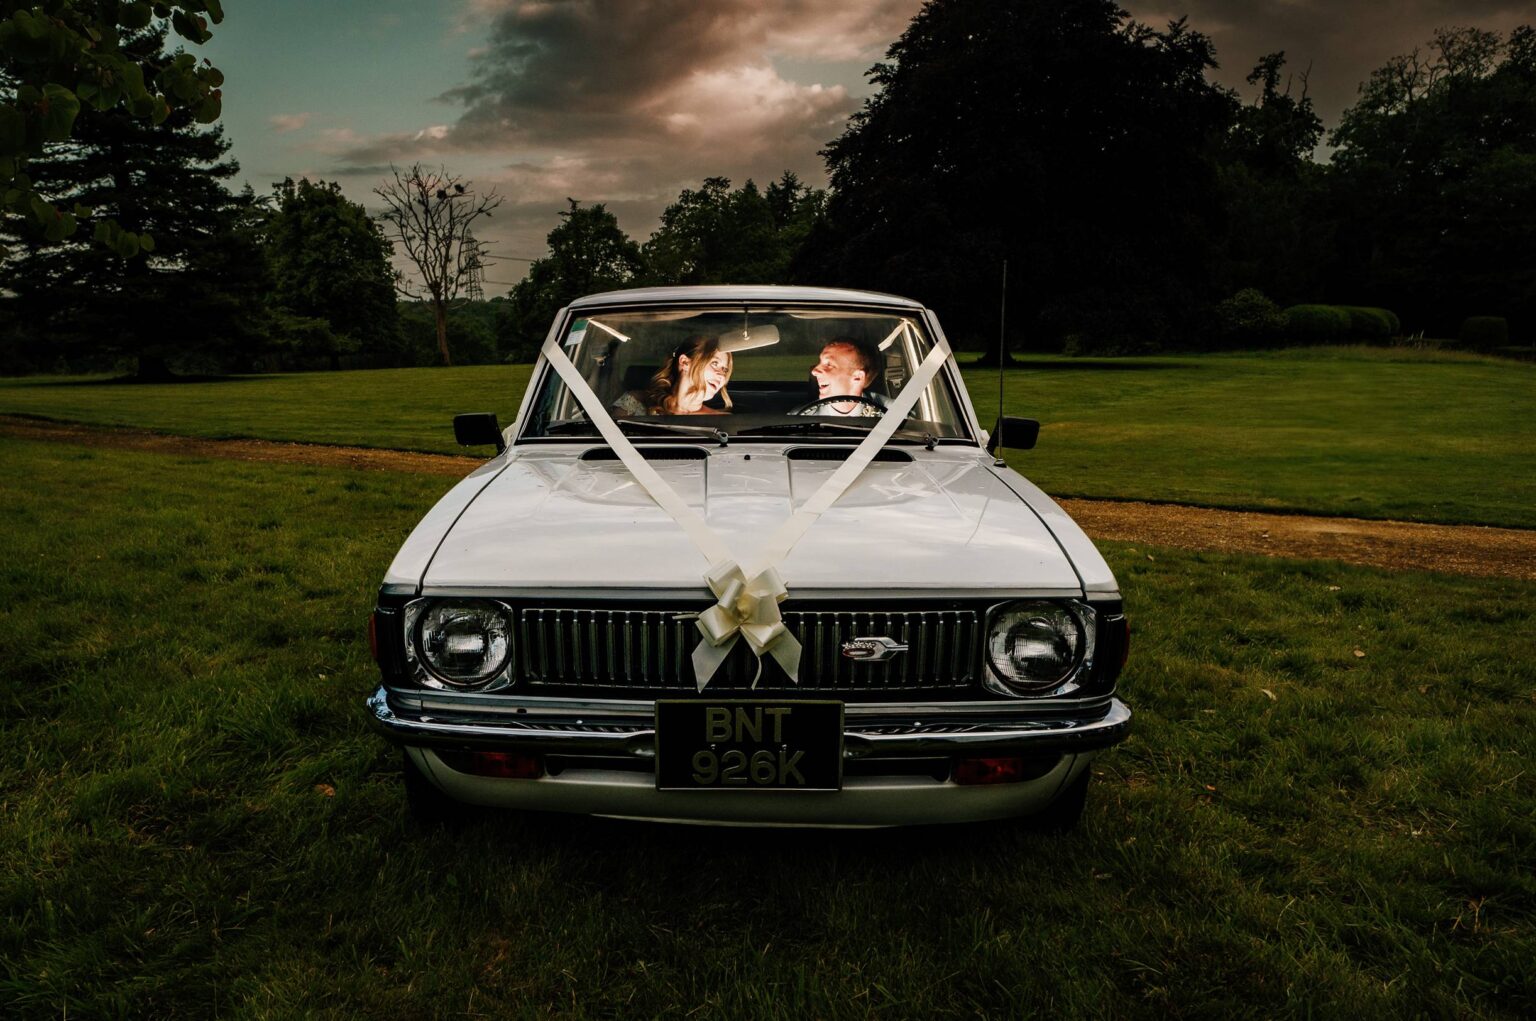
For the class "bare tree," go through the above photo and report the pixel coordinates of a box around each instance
[374,164,503,365]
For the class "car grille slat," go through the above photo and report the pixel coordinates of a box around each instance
[516,606,980,695]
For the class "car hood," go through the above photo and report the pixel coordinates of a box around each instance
[413,446,1083,594]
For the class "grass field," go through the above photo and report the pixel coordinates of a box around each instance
[2,438,1532,1018]
[2,345,1531,528]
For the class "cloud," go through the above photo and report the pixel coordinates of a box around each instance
[267,112,312,133]
[434,0,910,147]
[456,0,915,60]
[326,0,913,241]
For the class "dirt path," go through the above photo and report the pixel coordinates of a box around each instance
[5,415,1533,581]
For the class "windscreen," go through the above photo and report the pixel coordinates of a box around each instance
[522,307,969,442]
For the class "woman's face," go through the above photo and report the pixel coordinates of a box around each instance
[678,351,731,403]
[699,352,730,399]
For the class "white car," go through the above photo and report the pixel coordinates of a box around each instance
[367,286,1130,828]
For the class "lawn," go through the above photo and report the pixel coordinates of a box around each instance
[1,437,1531,1018]
[0,363,535,455]
[970,347,1536,530]
[1,345,1531,528]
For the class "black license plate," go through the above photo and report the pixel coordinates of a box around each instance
[655,700,843,790]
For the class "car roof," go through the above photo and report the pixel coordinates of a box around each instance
[567,285,926,311]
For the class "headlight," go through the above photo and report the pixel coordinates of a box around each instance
[404,599,513,690]
[983,601,1095,695]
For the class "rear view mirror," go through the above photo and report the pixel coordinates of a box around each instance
[454,413,505,454]
[987,416,1039,455]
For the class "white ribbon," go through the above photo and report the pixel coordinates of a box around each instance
[692,561,800,691]
[539,321,952,690]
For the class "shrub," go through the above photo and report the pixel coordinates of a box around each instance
[1213,289,1286,348]
[1283,304,1352,344]
[1458,316,1509,351]
[1339,306,1398,341]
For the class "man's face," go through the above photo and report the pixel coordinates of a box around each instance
[810,343,869,400]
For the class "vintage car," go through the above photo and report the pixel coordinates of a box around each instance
[367,286,1130,828]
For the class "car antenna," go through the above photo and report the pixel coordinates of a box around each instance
[994,258,1008,467]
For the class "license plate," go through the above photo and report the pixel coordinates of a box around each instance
[655,700,843,790]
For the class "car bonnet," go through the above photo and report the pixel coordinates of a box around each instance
[406,446,1083,594]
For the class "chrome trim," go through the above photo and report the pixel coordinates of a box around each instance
[369,688,1130,759]
[415,586,1086,601]
[383,688,1119,717]
[842,636,909,662]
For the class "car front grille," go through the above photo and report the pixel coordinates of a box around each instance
[516,606,983,696]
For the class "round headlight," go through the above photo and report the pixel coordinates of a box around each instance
[984,601,1091,694]
[414,601,511,687]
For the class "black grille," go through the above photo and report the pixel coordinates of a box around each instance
[516,606,982,696]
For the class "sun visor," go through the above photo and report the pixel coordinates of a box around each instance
[717,324,781,352]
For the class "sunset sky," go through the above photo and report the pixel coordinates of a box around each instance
[198,1,1530,290]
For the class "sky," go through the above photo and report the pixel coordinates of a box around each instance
[197,1,1531,293]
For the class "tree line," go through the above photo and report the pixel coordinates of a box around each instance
[2,0,1532,376]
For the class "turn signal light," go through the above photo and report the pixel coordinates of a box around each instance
[439,750,544,779]
[952,757,1026,785]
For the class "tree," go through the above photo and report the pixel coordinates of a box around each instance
[0,0,225,255]
[1210,52,1330,309]
[260,177,399,367]
[506,199,641,356]
[641,173,824,286]
[1228,52,1324,173]
[1,24,258,378]
[810,0,1236,355]
[765,171,826,281]
[373,163,502,366]
[1328,25,1536,339]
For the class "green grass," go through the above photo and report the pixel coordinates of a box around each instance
[0,344,1532,526]
[967,347,1536,528]
[2,437,1532,1018]
[0,365,533,454]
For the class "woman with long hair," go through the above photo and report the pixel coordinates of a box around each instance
[611,335,733,416]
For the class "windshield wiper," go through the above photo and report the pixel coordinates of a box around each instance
[546,418,730,445]
[735,419,934,444]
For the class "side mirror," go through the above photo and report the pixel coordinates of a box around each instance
[454,413,505,454]
[986,416,1039,455]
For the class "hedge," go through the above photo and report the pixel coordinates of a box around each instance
[1339,306,1399,340]
[1458,316,1509,350]
[1283,304,1353,344]
[1280,304,1403,344]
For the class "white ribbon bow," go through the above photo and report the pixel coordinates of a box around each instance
[691,561,802,691]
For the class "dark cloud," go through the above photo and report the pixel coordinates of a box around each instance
[445,1,914,108]
[1124,1,1532,128]
[326,0,920,253]
[325,163,397,177]
[430,0,919,151]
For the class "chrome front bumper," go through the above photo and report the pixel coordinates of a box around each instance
[368,687,1130,758]
[368,688,1130,826]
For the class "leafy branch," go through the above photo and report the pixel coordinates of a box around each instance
[0,0,226,255]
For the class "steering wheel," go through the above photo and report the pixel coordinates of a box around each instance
[789,394,887,416]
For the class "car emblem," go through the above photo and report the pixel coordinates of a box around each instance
[841,636,909,662]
